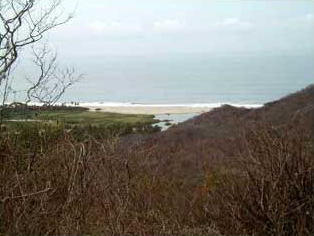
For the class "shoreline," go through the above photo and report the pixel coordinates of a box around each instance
[17,102,263,115]
[86,105,212,115]
[85,104,262,115]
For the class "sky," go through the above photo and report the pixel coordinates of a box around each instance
[10,0,314,103]
[47,0,313,60]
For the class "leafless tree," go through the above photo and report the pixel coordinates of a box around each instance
[0,0,81,118]
[0,0,73,79]
[26,43,83,106]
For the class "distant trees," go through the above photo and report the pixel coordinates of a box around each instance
[0,0,81,116]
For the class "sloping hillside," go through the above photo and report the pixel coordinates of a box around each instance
[176,84,313,132]
[133,85,314,180]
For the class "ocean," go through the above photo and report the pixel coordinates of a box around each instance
[61,53,313,106]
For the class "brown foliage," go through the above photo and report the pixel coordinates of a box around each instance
[205,125,313,236]
[0,131,218,235]
[0,86,313,235]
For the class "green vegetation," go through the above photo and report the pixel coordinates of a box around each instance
[35,110,157,126]
[1,105,161,138]
[2,104,158,126]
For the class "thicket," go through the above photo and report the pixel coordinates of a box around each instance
[204,125,313,236]
[0,122,312,235]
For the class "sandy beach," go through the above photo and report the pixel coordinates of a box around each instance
[26,102,262,115]
[85,104,262,115]
[86,105,211,115]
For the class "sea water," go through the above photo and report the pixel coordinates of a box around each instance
[61,53,313,105]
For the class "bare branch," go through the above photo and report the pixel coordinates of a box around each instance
[0,0,73,83]
[0,0,79,120]
[26,43,83,105]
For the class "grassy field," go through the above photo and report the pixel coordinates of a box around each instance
[1,105,161,137]
[29,110,158,126]
[2,105,159,126]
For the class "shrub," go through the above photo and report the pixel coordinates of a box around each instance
[0,127,214,235]
[205,125,313,236]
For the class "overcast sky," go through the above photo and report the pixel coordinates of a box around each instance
[47,0,313,60]
[10,0,313,103]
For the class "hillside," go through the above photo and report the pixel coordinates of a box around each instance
[131,84,314,180]
[169,84,313,133]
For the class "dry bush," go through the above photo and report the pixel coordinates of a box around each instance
[205,125,313,236]
[0,127,217,235]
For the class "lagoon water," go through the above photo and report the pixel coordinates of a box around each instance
[61,53,313,106]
